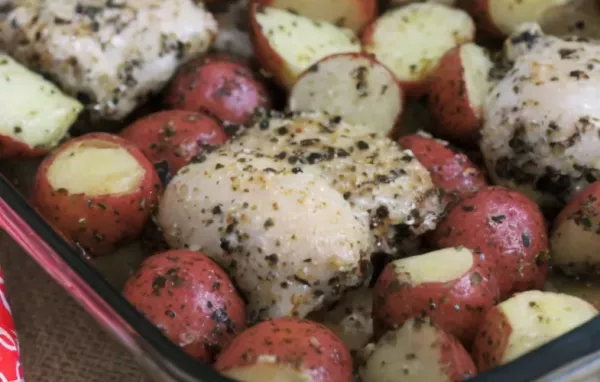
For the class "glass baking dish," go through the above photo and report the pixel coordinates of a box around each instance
[2,168,600,381]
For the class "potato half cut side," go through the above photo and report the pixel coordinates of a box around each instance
[359,318,476,382]
[33,133,162,256]
[428,43,493,146]
[289,53,404,136]
[472,290,598,371]
[460,0,573,37]
[251,0,377,32]
[0,54,82,158]
[249,4,361,89]
[362,3,475,96]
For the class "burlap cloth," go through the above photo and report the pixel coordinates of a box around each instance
[0,231,151,382]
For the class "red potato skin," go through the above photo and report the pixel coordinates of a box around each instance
[164,54,271,125]
[373,251,500,345]
[431,186,549,299]
[248,3,296,89]
[435,326,478,380]
[471,305,511,371]
[121,110,228,174]
[457,0,504,38]
[428,45,483,146]
[0,135,47,158]
[215,318,354,382]
[398,134,487,205]
[33,133,162,257]
[123,250,246,363]
[361,22,432,97]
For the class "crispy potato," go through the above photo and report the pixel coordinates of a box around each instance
[550,182,600,276]
[0,54,82,158]
[121,110,228,175]
[251,0,377,32]
[289,53,404,136]
[362,3,475,96]
[373,247,499,344]
[398,132,487,204]
[33,133,161,256]
[431,186,549,299]
[164,56,271,125]
[428,43,493,146]
[123,250,246,363]
[215,318,353,382]
[459,0,573,38]
[358,318,476,382]
[249,4,361,89]
[472,290,598,371]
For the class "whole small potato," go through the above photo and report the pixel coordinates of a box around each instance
[215,318,354,382]
[431,186,549,299]
[472,290,598,371]
[358,317,476,382]
[33,133,161,256]
[551,181,600,276]
[164,56,271,125]
[373,246,499,345]
[123,250,246,363]
[121,110,228,175]
[398,132,487,204]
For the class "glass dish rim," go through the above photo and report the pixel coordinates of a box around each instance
[2,173,600,382]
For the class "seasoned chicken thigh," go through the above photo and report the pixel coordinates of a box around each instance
[481,23,600,210]
[158,112,443,320]
[0,0,217,120]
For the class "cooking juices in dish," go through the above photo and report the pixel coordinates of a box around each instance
[3,0,600,381]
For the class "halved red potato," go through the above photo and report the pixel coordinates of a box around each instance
[550,182,600,276]
[459,0,573,38]
[546,273,600,311]
[428,43,493,146]
[373,247,499,345]
[288,53,404,136]
[249,4,361,89]
[164,56,271,125]
[33,133,162,256]
[398,132,487,205]
[215,318,353,382]
[0,54,82,158]
[251,0,377,33]
[362,3,475,96]
[121,110,228,176]
[539,0,600,40]
[123,250,246,363]
[431,186,549,299]
[472,290,598,371]
[358,318,476,382]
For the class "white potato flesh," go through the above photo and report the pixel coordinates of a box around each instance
[364,3,474,85]
[540,0,600,40]
[289,53,404,136]
[391,247,474,285]
[497,290,598,364]
[321,287,373,351]
[47,143,145,196]
[0,54,82,150]
[159,112,443,319]
[254,6,360,88]
[359,318,463,382]
[260,0,373,32]
[489,0,573,36]
[222,363,311,382]
[0,0,217,120]
[461,44,494,117]
[481,24,600,209]
[550,217,600,274]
